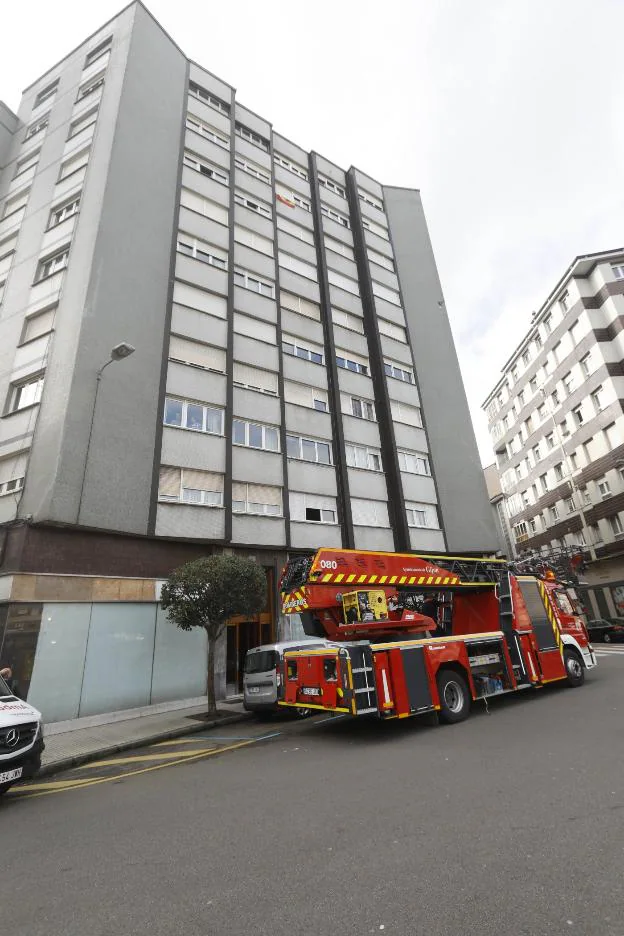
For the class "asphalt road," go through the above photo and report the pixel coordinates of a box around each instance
[1,650,623,936]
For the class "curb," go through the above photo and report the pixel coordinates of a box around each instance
[38,711,252,779]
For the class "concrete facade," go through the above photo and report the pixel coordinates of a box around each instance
[0,2,497,718]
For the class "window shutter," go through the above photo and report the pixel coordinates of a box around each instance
[284,381,312,407]
[182,469,223,492]
[172,282,227,318]
[159,466,180,496]
[232,482,247,502]
[3,189,30,218]
[233,362,278,393]
[169,335,225,371]
[247,483,281,507]
[234,314,276,344]
[59,147,90,180]
[23,307,55,342]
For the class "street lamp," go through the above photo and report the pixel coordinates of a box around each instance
[539,386,596,561]
[77,342,136,523]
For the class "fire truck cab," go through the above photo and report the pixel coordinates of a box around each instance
[279,549,596,724]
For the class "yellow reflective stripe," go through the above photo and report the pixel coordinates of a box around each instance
[346,574,356,583]
[435,577,442,584]
[369,575,378,584]
[379,575,388,584]
[399,576,407,584]
[358,574,367,583]
[322,573,333,583]
[418,576,426,584]
[427,576,434,584]
[335,573,344,583]
[390,576,398,584]
[408,576,416,584]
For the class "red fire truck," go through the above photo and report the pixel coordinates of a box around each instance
[279,548,596,724]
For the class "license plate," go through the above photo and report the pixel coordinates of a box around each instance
[0,767,22,784]
[301,687,321,696]
[248,687,261,694]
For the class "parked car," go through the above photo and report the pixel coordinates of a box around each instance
[0,673,44,797]
[606,617,624,641]
[243,640,331,718]
[585,618,616,643]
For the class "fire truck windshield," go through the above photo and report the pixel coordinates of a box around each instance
[552,589,575,615]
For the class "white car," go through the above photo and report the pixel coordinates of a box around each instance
[0,673,44,796]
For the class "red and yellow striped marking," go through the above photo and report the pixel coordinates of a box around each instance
[537,580,564,657]
[312,572,462,587]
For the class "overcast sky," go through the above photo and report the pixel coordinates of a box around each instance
[3,0,623,465]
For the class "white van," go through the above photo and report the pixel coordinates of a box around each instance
[243,640,330,717]
[0,673,44,796]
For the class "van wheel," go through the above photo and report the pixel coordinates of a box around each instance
[436,669,471,724]
[0,782,12,797]
[603,631,612,643]
[564,649,585,687]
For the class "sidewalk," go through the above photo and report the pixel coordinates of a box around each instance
[40,701,251,778]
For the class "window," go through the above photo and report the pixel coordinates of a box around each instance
[2,189,30,220]
[540,473,549,494]
[511,365,518,382]
[534,333,542,349]
[9,374,44,412]
[172,281,227,319]
[273,153,308,180]
[552,342,561,365]
[604,423,619,450]
[21,307,55,344]
[158,466,224,507]
[543,313,552,335]
[233,361,278,395]
[49,196,80,229]
[522,349,531,367]
[0,476,24,498]
[572,406,584,427]
[529,518,537,534]
[235,154,271,183]
[232,419,279,452]
[232,482,282,517]
[234,191,272,218]
[358,189,384,211]
[398,450,430,475]
[550,505,559,523]
[609,514,624,538]
[352,498,389,527]
[378,317,407,342]
[76,72,105,101]
[280,291,320,321]
[513,521,528,543]
[537,404,546,423]
[186,114,229,150]
[282,335,323,365]
[290,492,337,523]
[580,352,592,378]
[521,489,530,506]
[163,397,224,435]
[559,291,570,312]
[15,149,40,179]
[284,381,328,411]
[406,502,438,529]
[59,147,90,181]
[332,308,363,333]
[234,225,273,257]
[327,269,359,296]
[562,372,574,395]
[169,336,225,372]
[518,389,525,406]
[554,463,564,481]
[188,82,230,114]
[36,247,69,280]
[367,247,394,273]
[235,122,269,152]
[565,496,575,515]
[588,523,602,544]
[34,79,59,107]
[560,418,570,438]
[532,444,541,463]
[183,151,228,186]
[591,386,604,412]
[372,281,401,307]
[568,321,579,346]
[304,505,335,523]
[234,314,275,344]
[545,433,554,450]
[391,400,423,427]
[551,389,559,407]
[320,204,350,228]
[350,396,375,420]
[325,235,355,260]
[277,216,315,246]
[384,360,414,383]
[611,263,624,280]
[286,434,332,465]
[569,452,578,470]
[84,36,112,67]
[361,216,389,239]
[233,267,274,298]
[346,443,382,472]
[180,188,228,225]
[177,234,227,269]
[68,106,99,139]
[529,377,537,394]
[275,185,311,212]
[25,115,49,140]
[279,252,316,280]
[335,352,368,375]
[598,476,611,499]
[318,174,346,198]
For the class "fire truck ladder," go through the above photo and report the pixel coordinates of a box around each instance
[496,569,531,687]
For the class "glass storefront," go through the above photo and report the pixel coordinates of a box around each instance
[0,603,43,699]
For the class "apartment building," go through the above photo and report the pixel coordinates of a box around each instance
[483,248,624,619]
[0,2,495,721]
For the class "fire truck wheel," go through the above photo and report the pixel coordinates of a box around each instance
[563,648,585,687]
[293,707,311,718]
[436,669,471,724]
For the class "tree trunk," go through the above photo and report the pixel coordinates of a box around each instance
[206,629,217,715]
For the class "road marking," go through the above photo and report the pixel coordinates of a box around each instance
[8,778,106,792]
[9,737,273,800]
[595,649,624,656]
[151,738,213,746]
[79,749,217,768]
[312,714,349,726]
